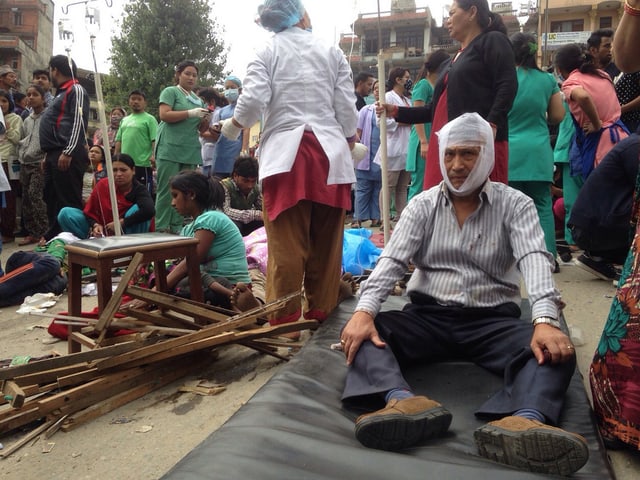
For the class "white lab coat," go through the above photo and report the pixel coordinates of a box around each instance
[234,27,358,185]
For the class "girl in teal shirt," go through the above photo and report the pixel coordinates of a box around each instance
[167,171,250,308]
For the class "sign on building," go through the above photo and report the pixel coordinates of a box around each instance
[541,31,591,49]
[491,2,513,13]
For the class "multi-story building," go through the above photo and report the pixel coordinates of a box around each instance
[341,0,434,78]
[0,0,54,90]
[341,0,540,79]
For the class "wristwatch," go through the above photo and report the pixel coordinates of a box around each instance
[532,316,561,329]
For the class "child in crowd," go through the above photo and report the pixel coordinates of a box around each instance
[17,84,48,246]
[115,90,158,195]
[0,89,23,242]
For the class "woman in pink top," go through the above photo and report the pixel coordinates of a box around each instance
[555,43,628,178]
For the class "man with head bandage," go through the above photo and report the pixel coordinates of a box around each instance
[339,113,589,476]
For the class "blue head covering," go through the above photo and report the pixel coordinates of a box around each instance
[224,75,242,88]
[257,0,305,33]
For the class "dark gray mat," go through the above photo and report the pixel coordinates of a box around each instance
[163,296,614,479]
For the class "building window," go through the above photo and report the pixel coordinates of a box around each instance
[395,27,424,50]
[600,16,612,29]
[364,29,390,54]
[13,11,22,26]
[91,108,99,121]
[550,19,584,32]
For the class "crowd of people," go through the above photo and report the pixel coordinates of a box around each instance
[1,0,640,474]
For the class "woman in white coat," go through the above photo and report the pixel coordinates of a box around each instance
[376,67,412,226]
[218,0,358,328]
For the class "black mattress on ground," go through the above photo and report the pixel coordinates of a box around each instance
[163,296,614,479]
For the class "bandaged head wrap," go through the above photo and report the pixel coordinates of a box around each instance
[257,0,305,32]
[437,112,494,197]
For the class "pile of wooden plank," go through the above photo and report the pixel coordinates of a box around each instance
[0,253,316,457]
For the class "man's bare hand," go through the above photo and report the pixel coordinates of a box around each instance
[341,310,386,365]
[57,153,72,171]
[531,324,575,365]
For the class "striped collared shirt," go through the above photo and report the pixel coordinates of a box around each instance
[357,181,561,321]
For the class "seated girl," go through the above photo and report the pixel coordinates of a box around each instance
[58,153,155,238]
[167,171,251,309]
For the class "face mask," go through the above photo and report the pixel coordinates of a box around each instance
[224,88,239,102]
[404,79,413,91]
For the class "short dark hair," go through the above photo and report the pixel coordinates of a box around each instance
[128,89,146,99]
[587,29,614,49]
[354,72,374,88]
[32,69,50,80]
[49,55,77,78]
[233,155,259,178]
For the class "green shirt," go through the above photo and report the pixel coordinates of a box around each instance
[115,112,158,167]
[155,86,205,165]
[406,78,433,172]
[180,209,250,284]
[508,67,560,182]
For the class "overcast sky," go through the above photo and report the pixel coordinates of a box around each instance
[53,1,447,76]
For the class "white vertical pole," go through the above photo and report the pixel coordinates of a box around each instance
[376,1,391,245]
[89,33,121,235]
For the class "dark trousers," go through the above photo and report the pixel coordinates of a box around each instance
[135,166,154,196]
[0,252,66,307]
[342,299,576,425]
[43,148,88,240]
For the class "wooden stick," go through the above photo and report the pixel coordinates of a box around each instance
[0,339,159,381]
[91,294,298,372]
[0,417,57,458]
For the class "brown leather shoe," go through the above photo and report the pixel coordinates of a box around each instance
[474,416,589,476]
[355,395,452,451]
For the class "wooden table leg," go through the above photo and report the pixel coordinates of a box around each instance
[97,259,114,312]
[186,253,203,304]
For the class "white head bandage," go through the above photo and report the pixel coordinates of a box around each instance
[437,112,494,197]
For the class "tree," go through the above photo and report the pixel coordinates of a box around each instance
[105,0,227,116]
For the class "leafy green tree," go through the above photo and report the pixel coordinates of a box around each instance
[105,0,227,116]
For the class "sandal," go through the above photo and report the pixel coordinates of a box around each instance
[370,220,381,228]
[350,221,361,228]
